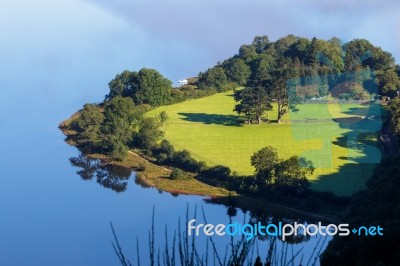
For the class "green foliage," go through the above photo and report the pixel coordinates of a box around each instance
[152,139,175,163]
[133,68,172,106]
[107,68,172,107]
[171,150,205,172]
[238,44,258,64]
[251,146,279,178]
[233,87,272,123]
[157,111,168,124]
[201,165,231,181]
[389,98,400,134]
[250,146,313,193]
[107,70,136,99]
[251,35,270,53]
[73,104,104,148]
[335,83,370,100]
[264,57,298,123]
[248,55,274,86]
[109,139,129,161]
[101,96,136,159]
[273,156,314,193]
[148,90,377,195]
[133,117,164,152]
[169,168,184,180]
[198,67,228,92]
[224,58,251,86]
[376,68,400,97]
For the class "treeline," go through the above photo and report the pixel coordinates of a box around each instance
[150,139,348,214]
[106,68,218,107]
[64,101,321,202]
[197,35,400,123]
[389,97,400,134]
[105,35,399,124]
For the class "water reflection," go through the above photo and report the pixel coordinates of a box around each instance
[69,153,330,264]
[69,153,131,192]
[111,205,329,266]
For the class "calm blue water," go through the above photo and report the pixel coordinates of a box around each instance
[1,1,399,265]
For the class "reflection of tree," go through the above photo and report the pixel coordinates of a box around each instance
[248,215,311,244]
[69,153,133,193]
[206,196,317,245]
[69,154,99,180]
[111,206,327,266]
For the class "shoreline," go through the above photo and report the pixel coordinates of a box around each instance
[59,115,232,198]
[59,112,343,222]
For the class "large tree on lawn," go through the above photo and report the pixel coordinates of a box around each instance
[265,57,300,123]
[233,86,272,124]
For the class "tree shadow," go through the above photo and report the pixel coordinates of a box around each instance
[311,162,377,196]
[311,102,383,196]
[177,112,243,127]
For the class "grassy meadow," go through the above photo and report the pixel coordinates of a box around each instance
[147,91,382,195]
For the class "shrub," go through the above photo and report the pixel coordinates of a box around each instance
[201,165,231,181]
[169,168,184,180]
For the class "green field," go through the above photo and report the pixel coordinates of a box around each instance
[148,91,383,196]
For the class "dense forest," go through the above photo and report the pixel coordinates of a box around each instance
[61,34,400,264]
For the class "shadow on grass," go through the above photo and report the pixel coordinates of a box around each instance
[177,112,243,127]
[311,103,383,195]
[311,162,377,196]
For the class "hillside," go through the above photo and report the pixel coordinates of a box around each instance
[148,90,382,196]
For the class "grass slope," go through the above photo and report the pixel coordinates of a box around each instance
[148,91,382,196]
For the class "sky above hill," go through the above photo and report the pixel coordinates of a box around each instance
[0,0,399,103]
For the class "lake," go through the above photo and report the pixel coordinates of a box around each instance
[0,86,330,265]
[6,1,399,264]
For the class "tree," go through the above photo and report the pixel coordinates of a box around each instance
[251,146,279,180]
[343,39,375,71]
[133,68,172,106]
[169,168,184,180]
[74,104,104,148]
[153,139,175,163]
[224,58,251,86]
[233,87,272,124]
[266,57,299,123]
[251,147,313,193]
[388,98,400,134]
[252,35,270,53]
[107,70,137,99]
[106,68,172,107]
[273,156,313,193]
[248,55,273,86]
[238,44,258,64]
[305,37,320,65]
[198,67,228,91]
[101,96,136,160]
[201,165,231,181]
[133,117,164,152]
[376,69,400,97]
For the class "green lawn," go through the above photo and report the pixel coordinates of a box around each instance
[147,91,383,196]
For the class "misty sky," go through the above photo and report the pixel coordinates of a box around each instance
[0,0,399,105]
